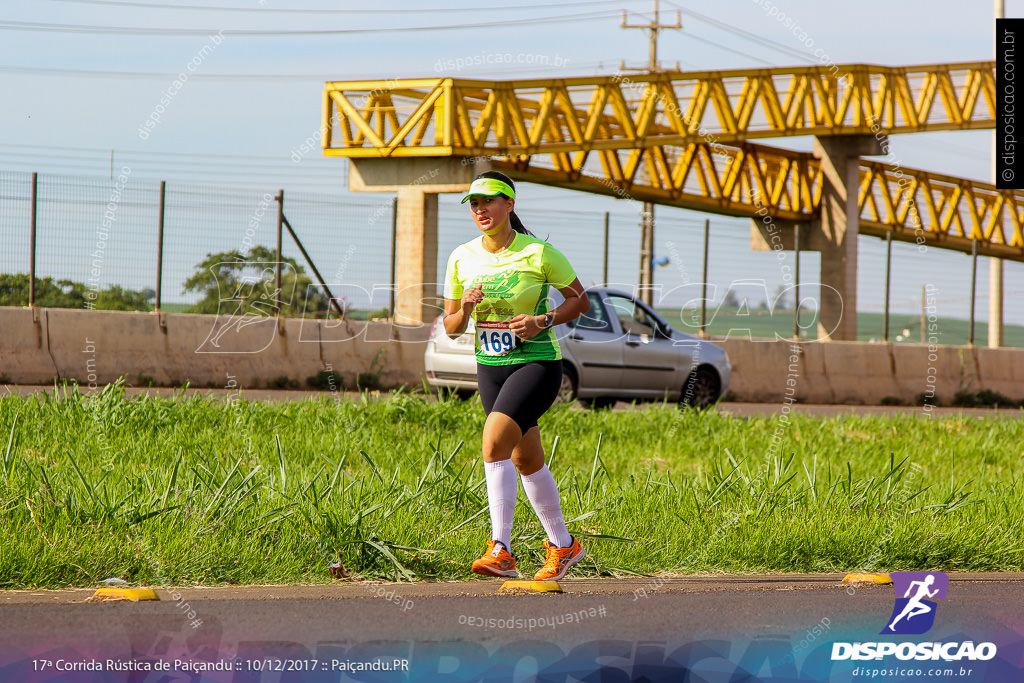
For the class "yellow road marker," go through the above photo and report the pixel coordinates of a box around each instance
[86,588,160,603]
[498,580,563,594]
[842,573,892,585]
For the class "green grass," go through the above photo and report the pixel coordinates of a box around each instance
[155,303,193,313]
[1,384,1021,588]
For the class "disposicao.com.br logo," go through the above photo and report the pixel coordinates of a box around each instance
[831,571,998,663]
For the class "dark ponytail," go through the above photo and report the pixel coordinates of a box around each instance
[474,170,535,237]
[508,211,532,236]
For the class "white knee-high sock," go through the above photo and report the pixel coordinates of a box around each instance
[484,459,517,553]
[520,464,572,548]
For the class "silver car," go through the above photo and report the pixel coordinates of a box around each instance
[424,287,731,408]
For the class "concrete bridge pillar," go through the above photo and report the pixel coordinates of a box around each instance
[751,135,885,341]
[393,188,438,325]
[348,157,489,325]
[813,134,885,341]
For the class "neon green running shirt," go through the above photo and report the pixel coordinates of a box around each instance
[444,232,577,366]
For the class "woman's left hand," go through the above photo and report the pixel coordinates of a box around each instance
[508,314,545,340]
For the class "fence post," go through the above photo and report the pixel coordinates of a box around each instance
[156,180,166,314]
[602,211,609,285]
[793,222,801,339]
[920,284,926,343]
[700,218,709,337]
[883,231,892,341]
[275,190,284,318]
[390,196,397,319]
[29,172,37,308]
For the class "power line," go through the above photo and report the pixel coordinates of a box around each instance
[0,11,620,36]
[0,150,343,174]
[49,0,647,13]
[0,169,350,190]
[0,145,351,186]
[676,31,775,66]
[663,2,819,64]
[0,141,333,163]
[0,165,345,185]
[0,59,610,81]
[0,65,327,80]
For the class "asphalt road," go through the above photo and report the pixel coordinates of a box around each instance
[2,574,1022,682]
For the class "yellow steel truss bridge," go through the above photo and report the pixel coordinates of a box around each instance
[323,61,1023,261]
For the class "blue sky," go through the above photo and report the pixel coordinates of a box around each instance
[0,0,1001,173]
[1,0,1020,329]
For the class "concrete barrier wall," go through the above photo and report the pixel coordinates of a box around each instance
[0,308,58,383]
[0,307,432,391]
[716,338,1024,405]
[2,307,1023,404]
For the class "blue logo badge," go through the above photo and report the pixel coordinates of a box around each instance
[881,571,949,635]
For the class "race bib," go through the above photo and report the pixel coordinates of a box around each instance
[476,320,517,357]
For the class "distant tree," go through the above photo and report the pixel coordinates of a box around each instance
[183,245,328,317]
[721,288,740,308]
[0,274,84,308]
[94,286,152,311]
[0,274,151,311]
[773,284,791,311]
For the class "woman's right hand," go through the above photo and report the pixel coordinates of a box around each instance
[461,284,484,312]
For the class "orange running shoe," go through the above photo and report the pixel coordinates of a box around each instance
[471,540,518,577]
[534,537,586,581]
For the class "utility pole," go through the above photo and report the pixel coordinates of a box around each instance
[621,0,681,305]
[638,207,654,304]
[620,0,681,75]
[920,285,926,344]
[990,0,1005,348]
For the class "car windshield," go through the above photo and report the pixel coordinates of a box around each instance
[605,293,664,336]
[573,292,613,331]
[555,289,669,334]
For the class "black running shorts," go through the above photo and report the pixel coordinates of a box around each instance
[476,360,563,434]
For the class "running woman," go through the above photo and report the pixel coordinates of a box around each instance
[443,170,590,581]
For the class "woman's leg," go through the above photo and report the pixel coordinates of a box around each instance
[492,361,585,578]
[481,411,522,463]
[477,359,559,550]
[509,424,544,475]
[513,427,572,549]
[476,360,583,579]
[469,365,522,576]
[488,360,573,548]
[481,412,522,553]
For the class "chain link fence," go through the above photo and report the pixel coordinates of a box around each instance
[0,171,388,317]
[2,169,1021,346]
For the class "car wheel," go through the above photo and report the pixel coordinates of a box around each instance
[556,364,578,405]
[580,397,617,410]
[680,366,721,409]
[436,387,472,401]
